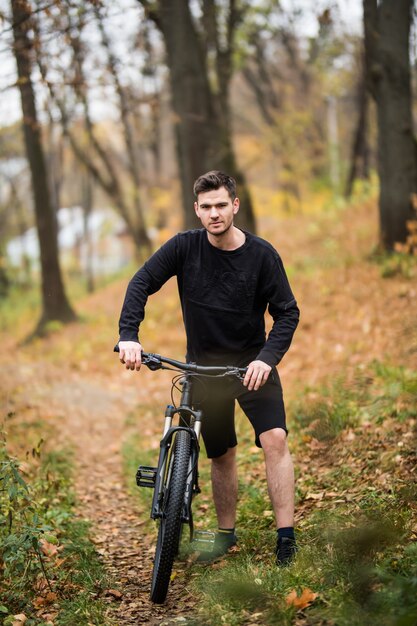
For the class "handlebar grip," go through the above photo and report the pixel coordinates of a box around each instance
[114,344,149,360]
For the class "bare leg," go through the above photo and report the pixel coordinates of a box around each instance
[259,428,295,528]
[211,446,238,528]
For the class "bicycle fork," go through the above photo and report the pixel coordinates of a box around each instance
[136,376,202,535]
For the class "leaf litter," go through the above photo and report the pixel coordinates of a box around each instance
[1,199,416,624]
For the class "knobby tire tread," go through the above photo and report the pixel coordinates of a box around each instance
[150,429,191,604]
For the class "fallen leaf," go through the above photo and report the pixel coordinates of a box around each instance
[18,461,32,475]
[39,539,59,557]
[104,589,123,600]
[308,438,327,451]
[305,492,324,501]
[211,559,227,569]
[34,591,57,609]
[12,615,27,626]
[286,588,318,610]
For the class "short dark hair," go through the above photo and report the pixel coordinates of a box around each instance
[193,170,237,200]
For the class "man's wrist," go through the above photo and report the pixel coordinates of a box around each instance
[255,350,279,368]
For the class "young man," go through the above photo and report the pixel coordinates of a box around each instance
[117,171,300,565]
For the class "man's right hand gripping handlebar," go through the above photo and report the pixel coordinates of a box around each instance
[116,341,143,371]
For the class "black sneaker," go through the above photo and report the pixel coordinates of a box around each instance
[196,531,238,562]
[276,537,298,566]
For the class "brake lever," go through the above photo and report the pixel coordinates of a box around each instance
[224,367,247,381]
[143,354,163,371]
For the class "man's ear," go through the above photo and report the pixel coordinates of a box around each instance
[194,201,200,217]
[233,197,240,215]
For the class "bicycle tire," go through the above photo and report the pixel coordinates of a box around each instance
[150,429,191,604]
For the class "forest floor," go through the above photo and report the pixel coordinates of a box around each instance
[1,197,416,625]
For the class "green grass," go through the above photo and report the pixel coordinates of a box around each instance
[0,432,116,625]
[370,249,417,280]
[122,362,417,625]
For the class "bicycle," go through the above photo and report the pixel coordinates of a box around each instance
[122,350,245,604]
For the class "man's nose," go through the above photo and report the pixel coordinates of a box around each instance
[209,206,219,218]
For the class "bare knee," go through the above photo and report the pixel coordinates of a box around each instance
[211,446,236,469]
[260,428,288,458]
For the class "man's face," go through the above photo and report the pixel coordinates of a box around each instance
[194,186,240,236]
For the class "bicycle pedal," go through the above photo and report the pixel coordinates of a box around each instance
[136,465,157,488]
[192,530,216,549]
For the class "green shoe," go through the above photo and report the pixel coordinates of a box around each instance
[196,531,238,562]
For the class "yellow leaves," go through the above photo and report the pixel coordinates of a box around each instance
[11,615,27,626]
[285,587,318,610]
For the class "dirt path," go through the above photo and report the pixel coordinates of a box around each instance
[1,357,198,624]
[2,199,416,625]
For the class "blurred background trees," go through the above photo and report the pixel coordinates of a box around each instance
[11,0,76,332]
[0,0,416,333]
[363,0,417,250]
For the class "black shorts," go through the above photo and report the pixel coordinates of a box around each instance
[192,368,287,459]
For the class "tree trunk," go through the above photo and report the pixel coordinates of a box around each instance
[363,0,417,249]
[345,56,370,198]
[11,0,76,332]
[81,170,94,294]
[141,0,256,233]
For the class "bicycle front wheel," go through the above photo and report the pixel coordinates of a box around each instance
[150,429,191,604]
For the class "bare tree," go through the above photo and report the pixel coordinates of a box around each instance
[32,3,151,255]
[138,0,256,232]
[345,52,370,198]
[11,0,76,333]
[363,0,417,249]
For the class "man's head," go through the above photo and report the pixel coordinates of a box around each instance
[193,171,240,237]
[193,171,237,201]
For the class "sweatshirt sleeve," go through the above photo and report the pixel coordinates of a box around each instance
[118,236,179,342]
[255,252,300,367]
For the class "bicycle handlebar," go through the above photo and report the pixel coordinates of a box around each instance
[114,345,246,378]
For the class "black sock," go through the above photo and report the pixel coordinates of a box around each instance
[277,527,295,540]
[218,527,235,534]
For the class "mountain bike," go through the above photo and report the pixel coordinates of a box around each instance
[132,352,245,604]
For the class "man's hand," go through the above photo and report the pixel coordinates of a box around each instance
[243,360,272,391]
[118,341,143,371]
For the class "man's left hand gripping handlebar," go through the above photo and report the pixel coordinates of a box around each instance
[243,360,272,391]
[118,341,143,371]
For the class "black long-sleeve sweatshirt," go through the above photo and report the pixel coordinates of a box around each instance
[118,229,300,367]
